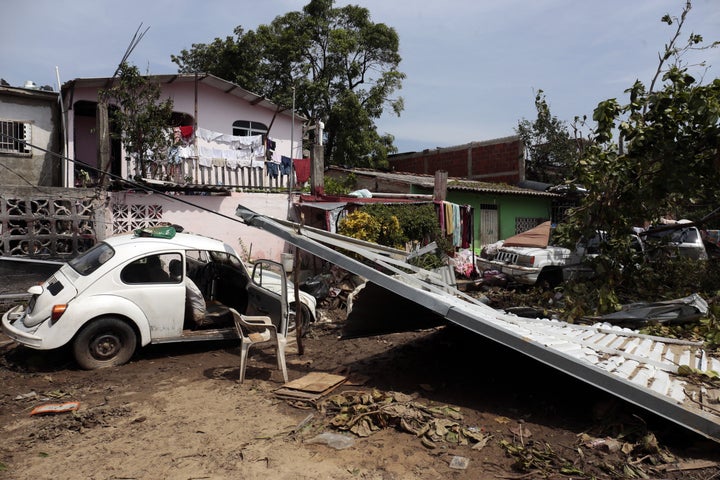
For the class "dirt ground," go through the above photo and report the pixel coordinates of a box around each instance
[1,300,720,480]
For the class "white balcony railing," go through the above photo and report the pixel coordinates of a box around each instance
[122,128,297,190]
[125,155,294,190]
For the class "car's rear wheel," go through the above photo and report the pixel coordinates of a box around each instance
[73,317,137,370]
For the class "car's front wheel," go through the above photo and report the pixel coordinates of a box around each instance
[73,317,137,370]
[288,303,312,337]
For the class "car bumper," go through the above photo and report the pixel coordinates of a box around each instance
[476,259,541,285]
[2,305,46,348]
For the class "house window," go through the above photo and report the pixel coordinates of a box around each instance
[515,217,547,234]
[0,120,32,154]
[232,120,267,137]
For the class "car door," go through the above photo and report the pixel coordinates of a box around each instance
[245,260,289,334]
[117,252,186,339]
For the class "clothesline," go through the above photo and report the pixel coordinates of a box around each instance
[436,201,473,249]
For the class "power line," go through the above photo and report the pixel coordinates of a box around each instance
[0,130,266,228]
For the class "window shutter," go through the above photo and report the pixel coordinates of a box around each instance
[22,123,32,153]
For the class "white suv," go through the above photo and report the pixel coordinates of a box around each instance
[2,227,315,369]
[477,222,570,287]
[477,223,644,287]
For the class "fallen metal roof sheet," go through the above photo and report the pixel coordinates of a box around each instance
[235,205,720,443]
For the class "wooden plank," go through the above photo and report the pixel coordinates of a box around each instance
[274,372,347,402]
[282,372,346,393]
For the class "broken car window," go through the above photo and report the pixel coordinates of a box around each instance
[68,242,115,276]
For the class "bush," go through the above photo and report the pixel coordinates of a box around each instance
[338,211,381,242]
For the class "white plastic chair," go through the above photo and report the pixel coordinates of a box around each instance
[229,308,288,383]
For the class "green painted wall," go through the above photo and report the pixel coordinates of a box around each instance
[492,195,552,239]
[411,186,552,249]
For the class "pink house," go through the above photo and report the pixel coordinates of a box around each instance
[61,73,305,189]
[58,74,307,261]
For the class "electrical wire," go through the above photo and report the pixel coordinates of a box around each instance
[0,130,268,227]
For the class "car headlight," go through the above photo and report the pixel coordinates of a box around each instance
[516,254,536,267]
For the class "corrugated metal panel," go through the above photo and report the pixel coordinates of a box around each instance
[236,205,720,443]
[328,167,559,197]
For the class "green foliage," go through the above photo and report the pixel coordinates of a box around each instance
[356,204,405,248]
[337,210,381,242]
[360,203,442,247]
[101,62,175,178]
[559,2,720,293]
[324,172,357,195]
[337,203,444,264]
[170,27,265,95]
[387,203,441,244]
[171,0,405,167]
[547,3,720,346]
[516,90,582,184]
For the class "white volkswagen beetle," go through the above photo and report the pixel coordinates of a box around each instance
[2,227,315,369]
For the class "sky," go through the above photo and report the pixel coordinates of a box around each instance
[2,0,719,153]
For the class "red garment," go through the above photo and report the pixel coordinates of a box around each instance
[179,126,194,139]
[293,158,311,183]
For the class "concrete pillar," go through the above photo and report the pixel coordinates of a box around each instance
[311,144,324,196]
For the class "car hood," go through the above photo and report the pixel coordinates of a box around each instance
[498,245,571,255]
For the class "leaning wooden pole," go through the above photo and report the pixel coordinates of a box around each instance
[294,213,305,355]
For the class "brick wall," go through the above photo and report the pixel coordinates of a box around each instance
[389,136,523,183]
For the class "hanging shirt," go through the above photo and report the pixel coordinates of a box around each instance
[280,156,292,176]
[266,162,279,179]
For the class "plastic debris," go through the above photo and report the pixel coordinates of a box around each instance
[449,456,469,470]
[305,432,355,450]
[14,391,38,400]
[30,401,80,415]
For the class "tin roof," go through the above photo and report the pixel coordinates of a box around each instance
[328,166,559,198]
[62,73,307,121]
[237,205,720,443]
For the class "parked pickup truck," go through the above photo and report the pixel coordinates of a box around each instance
[478,220,705,288]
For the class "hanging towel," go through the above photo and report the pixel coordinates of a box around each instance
[453,203,462,247]
[293,158,311,183]
[461,205,472,249]
[445,202,454,235]
[435,201,445,235]
[179,126,194,140]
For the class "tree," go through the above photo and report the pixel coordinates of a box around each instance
[569,1,719,237]
[171,0,405,167]
[101,62,175,179]
[170,27,265,96]
[516,90,582,185]
[559,0,720,312]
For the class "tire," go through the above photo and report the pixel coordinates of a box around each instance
[288,303,313,337]
[537,268,563,289]
[73,317,137,370]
